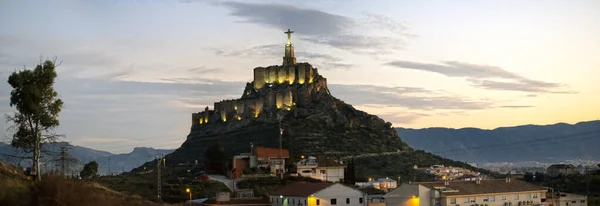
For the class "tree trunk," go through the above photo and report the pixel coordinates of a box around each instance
[33,135,41,181]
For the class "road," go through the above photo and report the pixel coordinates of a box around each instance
[208,175,243,192]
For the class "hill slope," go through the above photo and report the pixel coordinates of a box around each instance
[0,142,174,174]
[396,120,600,163]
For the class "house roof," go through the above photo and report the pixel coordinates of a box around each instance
[317,157,344,167]
[254,146,289,159]
[417,179,546,196]
[270,182,335,197]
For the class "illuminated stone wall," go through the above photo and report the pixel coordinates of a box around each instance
[268,67,277,84]
[287,66,296,84]
[297,64,306,84]
[275,92,284,109]
[251,63,318,89]
[277,68,286,84]
[253,67,265,89]
[194,63,324,126]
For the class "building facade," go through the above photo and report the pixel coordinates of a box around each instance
[232,145,290,177]
[543,192,588,206]
[385,178,547,206]
[295,156,345,182]
[269,182,366,206]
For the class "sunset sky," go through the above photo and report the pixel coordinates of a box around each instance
[1,0,599,153]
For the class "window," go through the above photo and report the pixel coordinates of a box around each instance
[581,200,586,203]
[359,198,363,204]
[484,196,489,202]
[270,198,273,203]
[305,200,307,205]
[502,196,507,201]
[514,194,519,200]
[490,196,495,202]
[527,194,532,199]
[464,198,470,203]
[346,198,350,204]
[533,193,538,199]
[331,199,337,205]
[464,197,476,203]
[571,201,576,203]
[451,198,456,204]
[317,199,320,205]
[293,199,295,204]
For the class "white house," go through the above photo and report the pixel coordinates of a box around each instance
[296,156,345,182]
[270,182,366,206]
[385,178,547,206]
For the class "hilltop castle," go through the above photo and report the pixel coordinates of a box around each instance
[192,29,330,128]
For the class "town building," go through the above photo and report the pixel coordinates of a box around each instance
[188,191,271,206]
[543,192,587,206]
[415,165,481,181]
[232,144,290,177]
[384,178,547,206]
[356,178,398,191]
[295,156,345,182]
[546,164,578,176]
[269,182,366,206]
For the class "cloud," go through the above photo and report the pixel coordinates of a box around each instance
[467,79,574,94]
[211,43,354,70]
[386,60,573,93]
[207,1,411,56]
[500,105,535,109]
[1,76,245,153]
[329,84,492,110]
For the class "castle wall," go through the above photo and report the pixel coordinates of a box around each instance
[265,92,276,109]
[277,67,287,84]
[297,64,306,84]
[282,88,293,108]
[287,66,296,84]
[192,113,199,125]
[253,67,266,89]
[268,67,277,84]
[203,107,209,123]
[308,64,314,83]
[275,92,284,109]
[253,98,264,118]
[235,101,245,116]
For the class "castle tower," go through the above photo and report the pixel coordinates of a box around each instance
[283,29,296,66]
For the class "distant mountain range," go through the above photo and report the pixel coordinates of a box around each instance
[0,141,174,175]
[396,120,600,164]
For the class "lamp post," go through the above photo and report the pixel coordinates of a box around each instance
[186,188,192,201]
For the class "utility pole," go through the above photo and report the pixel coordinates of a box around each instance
[59,146,68,177]
[152,154,164,199]
[278,118,284,180]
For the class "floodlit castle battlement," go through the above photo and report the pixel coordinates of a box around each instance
[191,29,330,128]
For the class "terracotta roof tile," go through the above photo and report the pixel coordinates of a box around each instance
[418,179,546,196]
[270,182,335,197]
[255,146,289,159]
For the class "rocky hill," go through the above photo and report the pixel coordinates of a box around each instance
[136,35,493,179]
[137,65,491,178]
[396,120,600,164]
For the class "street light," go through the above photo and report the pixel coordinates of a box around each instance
[186,188,192,201]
